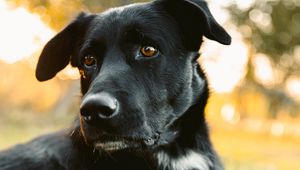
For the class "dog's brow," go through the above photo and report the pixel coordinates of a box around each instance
[123,25,165,48]
[123,27,144,43]
[80,39,106,57]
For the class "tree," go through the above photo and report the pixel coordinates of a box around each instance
[10,0,142,30]
[227,0,300,117]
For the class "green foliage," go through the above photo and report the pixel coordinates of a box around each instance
[228,0,300,62]
[227,0,300,117]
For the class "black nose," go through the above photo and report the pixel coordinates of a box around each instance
[80,92,118,124]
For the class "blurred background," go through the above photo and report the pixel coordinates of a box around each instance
[0,0,299,169]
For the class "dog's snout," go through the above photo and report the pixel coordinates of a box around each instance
[80,92,118,124]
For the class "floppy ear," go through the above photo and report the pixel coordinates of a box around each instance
[156,0,231,50]
[36,12,95,81]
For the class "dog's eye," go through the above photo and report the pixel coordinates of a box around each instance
[83,55,96,67]
[140,46,158,58]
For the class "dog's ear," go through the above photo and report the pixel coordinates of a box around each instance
[156,0,231,50]
[36,12,95,81]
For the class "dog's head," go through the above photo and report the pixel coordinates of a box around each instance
[36,0,230,152]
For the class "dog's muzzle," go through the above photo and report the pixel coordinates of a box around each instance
[79,91,160,152]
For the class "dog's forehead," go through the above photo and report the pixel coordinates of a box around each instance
[85,2,176,40]
[100,2,148,18]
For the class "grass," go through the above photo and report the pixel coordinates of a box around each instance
[0,110,74,149]
[211,124,300,170]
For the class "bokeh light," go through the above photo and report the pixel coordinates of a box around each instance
[0,1,54,64]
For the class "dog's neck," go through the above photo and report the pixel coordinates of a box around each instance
[152,99,221,170]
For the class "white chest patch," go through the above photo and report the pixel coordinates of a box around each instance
[156,150,211,170]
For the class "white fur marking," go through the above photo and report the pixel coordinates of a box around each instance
[157,150,211,170]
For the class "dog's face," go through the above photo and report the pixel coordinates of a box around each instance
[36,0,230,152]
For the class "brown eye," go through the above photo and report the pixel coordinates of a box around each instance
[83,55,96,67]
[140,46,158,57]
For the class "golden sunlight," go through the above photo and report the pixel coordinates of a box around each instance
[0,1,54,64]
[253,53,274,85]
[200,1,250,93]
[221,104,240,124]
[286,77,300,100]
[201,30,248,93]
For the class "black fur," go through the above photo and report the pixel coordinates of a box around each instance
[0,0,231,169]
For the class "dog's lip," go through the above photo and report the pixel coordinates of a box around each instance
[92,134,157,151]
[94,140,139,151]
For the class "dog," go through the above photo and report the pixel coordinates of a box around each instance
[0,0,231,169]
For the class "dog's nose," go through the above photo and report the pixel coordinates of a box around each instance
[80,92,118,124]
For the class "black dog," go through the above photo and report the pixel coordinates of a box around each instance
[0,0,231,169]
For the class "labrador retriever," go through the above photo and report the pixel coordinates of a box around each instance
[0,0,231,169]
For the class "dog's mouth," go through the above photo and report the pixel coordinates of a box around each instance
[92,134,157,152]
[94,140,138,152]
